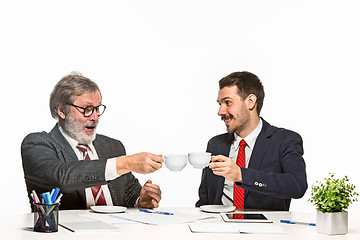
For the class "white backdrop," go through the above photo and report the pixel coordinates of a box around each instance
[1,0,360,219]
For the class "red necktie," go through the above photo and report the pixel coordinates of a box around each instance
[233,139,247,210]
[77,144,107,206]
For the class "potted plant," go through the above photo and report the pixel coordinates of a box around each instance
[309,173,358,235]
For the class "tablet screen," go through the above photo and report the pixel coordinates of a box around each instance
[225,213,268,220]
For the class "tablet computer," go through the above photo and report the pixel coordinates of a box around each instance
[220,212,272,223]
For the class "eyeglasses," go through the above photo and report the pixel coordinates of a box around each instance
[67,103,106,117]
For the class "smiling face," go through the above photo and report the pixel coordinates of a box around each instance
[58,91,102,144]
[217,85,259,138]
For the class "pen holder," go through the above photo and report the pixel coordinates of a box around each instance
[32,202,59,232]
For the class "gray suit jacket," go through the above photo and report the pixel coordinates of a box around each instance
[21,124,142,210]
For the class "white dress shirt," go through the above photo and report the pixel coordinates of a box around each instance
[221,119,263,205]
[59,126,120,208]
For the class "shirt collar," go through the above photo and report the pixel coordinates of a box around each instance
[58,125,95,153]
[233,118,263,150]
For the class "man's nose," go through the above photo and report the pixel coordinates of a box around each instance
[88,111,100,121]
[218,104,226,116]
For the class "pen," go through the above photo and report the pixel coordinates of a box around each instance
[32,190,46,214]
[50,189,55,198]
[31,193,45,229]
[32,190,41,204]
[43,192,52,204]
[139,209,174,215]
[51,188,60,203]
[280,220,316,226]
[46,193,63,216]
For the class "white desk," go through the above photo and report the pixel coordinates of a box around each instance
[2,208,360,240]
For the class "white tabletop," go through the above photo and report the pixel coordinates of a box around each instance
[2,208,360,240]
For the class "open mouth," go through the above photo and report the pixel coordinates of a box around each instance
[85,125,96,132]
[221,115,233,124]
[224,118,232,123]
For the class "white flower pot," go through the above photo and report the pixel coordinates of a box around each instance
[316,211,348,235]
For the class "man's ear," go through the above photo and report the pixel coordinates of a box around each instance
[246,94,257,111]
[56,105,66,120]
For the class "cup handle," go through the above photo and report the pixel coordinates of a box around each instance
[205,156,213,168]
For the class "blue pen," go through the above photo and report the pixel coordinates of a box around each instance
[50,189,55,198]
[44,192,57,230]
[139,209,174,215]
[51,188,60,203]
[280,220,316,226]
[46,193,63,216]
[43,192,52,204]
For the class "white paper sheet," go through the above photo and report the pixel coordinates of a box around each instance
[189,223,240,233]
[111,212,214,225]
[60,221,120,232]
[189,223,286,234]
[238,223,286,234]
[79,213,136,224]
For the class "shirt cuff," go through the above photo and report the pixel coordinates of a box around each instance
[105,157,121,181]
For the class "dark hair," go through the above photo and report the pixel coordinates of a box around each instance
[219,71,265,115]
[49,72,101,119]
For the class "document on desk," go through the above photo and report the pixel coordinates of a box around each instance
[60,221,120,232]
[189,223,286,234]
[111,212,214,225]
[79,213,136,224]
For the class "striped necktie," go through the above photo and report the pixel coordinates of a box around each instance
[233,139,247,210]
[76,144,107,206]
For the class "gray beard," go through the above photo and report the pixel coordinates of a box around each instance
[63,115,96,145]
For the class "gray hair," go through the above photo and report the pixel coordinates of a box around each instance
[49,72,101,119]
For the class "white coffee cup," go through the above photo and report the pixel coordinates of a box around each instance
[188,152,212,169]
[164,154,188,171]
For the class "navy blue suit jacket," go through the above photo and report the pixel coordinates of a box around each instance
[196,119,307,211]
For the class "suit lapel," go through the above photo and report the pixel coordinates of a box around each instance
[93,137,106,159]
[245,119,273,199]
[50,124,79,163]
[248,119,273,169]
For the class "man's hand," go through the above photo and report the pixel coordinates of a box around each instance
[138,180,162,209]
[116,152,163,175]
[209,155,242,182]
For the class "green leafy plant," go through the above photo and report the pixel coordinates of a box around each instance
[309,173,358,213]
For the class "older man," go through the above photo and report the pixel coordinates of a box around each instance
[22,72,163,210]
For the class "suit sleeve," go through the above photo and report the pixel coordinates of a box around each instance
[239,131,307,199]
[196,167,209,207]
[195,137,219,207]
[21,132,108,192]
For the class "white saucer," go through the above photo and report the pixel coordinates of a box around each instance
[90,206,127,213]
[200,205,236,213]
